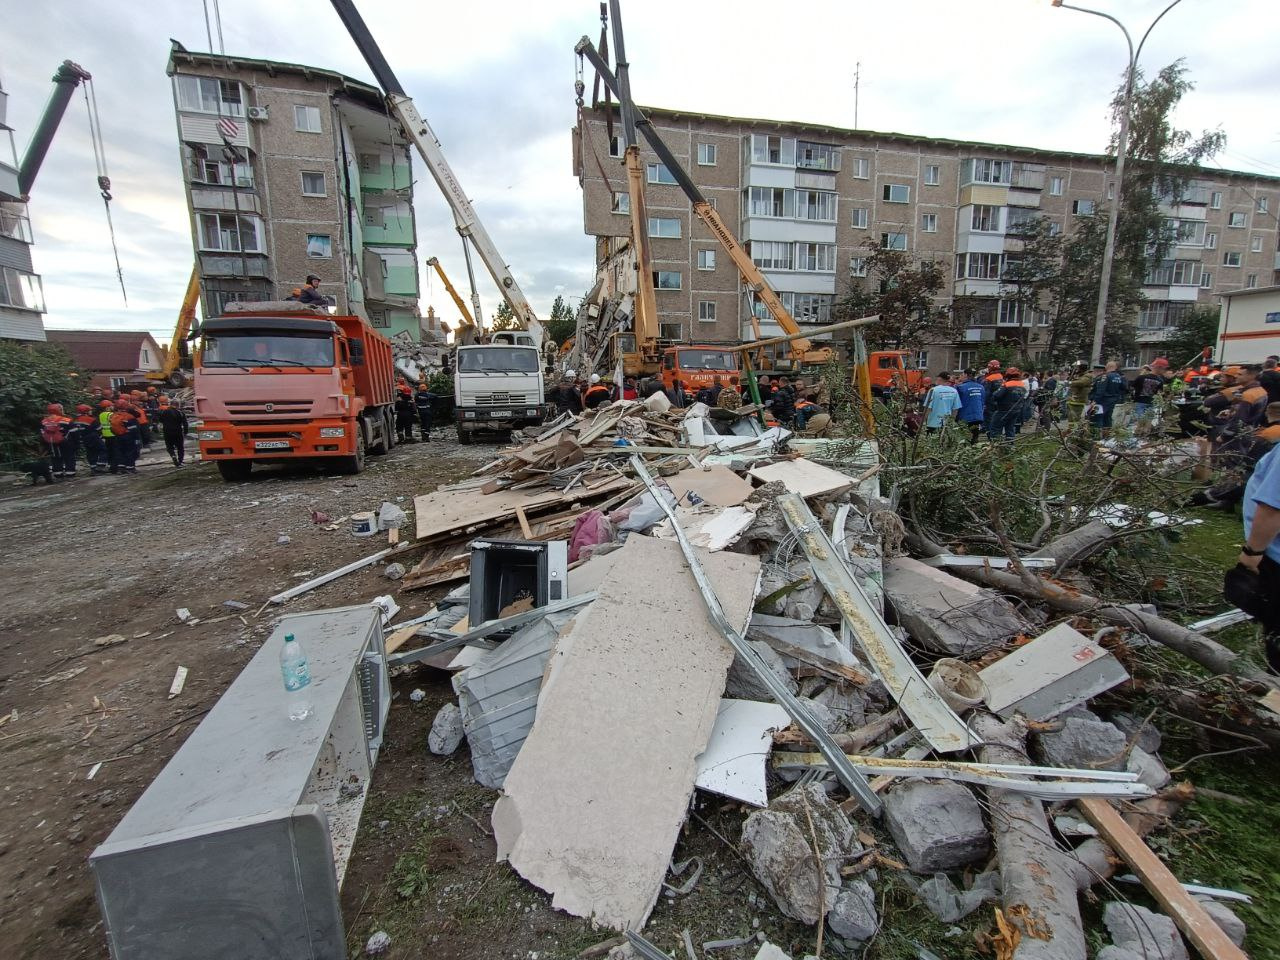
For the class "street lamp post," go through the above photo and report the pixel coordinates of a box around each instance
[1053,0,1184,366]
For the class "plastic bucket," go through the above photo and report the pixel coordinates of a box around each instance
[927,658,988,714]
[351,511,377,537]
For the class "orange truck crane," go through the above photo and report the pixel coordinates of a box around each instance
[193,303,396,481]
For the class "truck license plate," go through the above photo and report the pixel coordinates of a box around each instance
[488,410,512,418]
[254,440,291,450]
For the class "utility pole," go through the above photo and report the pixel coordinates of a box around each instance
[853,62,860,130]
[1052,0,1184,366]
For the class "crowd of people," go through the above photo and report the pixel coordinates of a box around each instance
[391,377,446,443]
[31,385,189,483]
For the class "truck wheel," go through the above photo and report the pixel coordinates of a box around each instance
[368,414,388,456]
[339,424,367,475]
[384,409,397,450]
[216,460,252,482]
[457,426,473,445]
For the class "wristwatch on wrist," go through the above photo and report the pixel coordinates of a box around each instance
[1241,544,1266,557]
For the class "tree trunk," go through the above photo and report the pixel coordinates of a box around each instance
[1027,520,1115,569]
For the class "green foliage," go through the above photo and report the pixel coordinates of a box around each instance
[426,371,453,395]
[0,341,88,460]
[1161,306,1220,368]
[489,301,519,332]
[833,238,954,350]
[544,294,577,346]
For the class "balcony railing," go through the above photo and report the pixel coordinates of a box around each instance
[0,205,32,243]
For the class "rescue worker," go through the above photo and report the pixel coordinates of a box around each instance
[981,360,1004,436]
[73,403,107,474]
[98,400,119,473]
[583,373,610,410]
[155,396,189,466]
[716,376,742,411]
[1088,361,1128,433]
[40,402,76,479]
[955,369,987,444]
[554,370,584,415]
[696,377,724,407]
[989,367,1028,441]
[110,399,140,474]
[128,390,152,448]
[415,381,437,441]
[770,377,797,426]
[298,274,328,308]
[394,384,418,442]
[1066,363,1093,422]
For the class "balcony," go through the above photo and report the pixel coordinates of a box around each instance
[1011,163,1045,190]
[0,203,32,243]
[199,254,270,278]
[190,187,262,216]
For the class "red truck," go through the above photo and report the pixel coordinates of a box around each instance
[193,304,397,481]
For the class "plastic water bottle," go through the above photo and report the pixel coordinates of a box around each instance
[279,633,313,720]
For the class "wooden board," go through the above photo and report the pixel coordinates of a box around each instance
[413,477,629,542]
[1079,797,1248,960]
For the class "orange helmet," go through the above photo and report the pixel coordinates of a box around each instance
[987,359,1002,369]
[99,400,112,409]
[115,399,130,409]
[146,386,157,394]
[46,402,64,414]
[76,403,92,413]
[1006,367,1021,377]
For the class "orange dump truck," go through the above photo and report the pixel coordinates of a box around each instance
[194,304,396,481]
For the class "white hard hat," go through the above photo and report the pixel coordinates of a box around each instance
[590,373,601,383]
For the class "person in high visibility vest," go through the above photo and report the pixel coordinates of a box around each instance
[98,401,119,473]
[73,403,107,474]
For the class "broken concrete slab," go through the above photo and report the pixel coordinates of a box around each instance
[741,782,859,925]
[694,699,791,808]
[1103,902,1190,960]
[1126,747,1171,790]
[726,640,798,701]
[748,458,854,499]
[828,879,878,941]
[747,614,865,676]
[427,703,464,756]
[882,557,1031,657]
[1036,716,1128,771]
[883,780,990,874]
[491,535,761,932]
[978,623,1130,721]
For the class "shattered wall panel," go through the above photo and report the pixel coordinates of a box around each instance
[491,535,761,931]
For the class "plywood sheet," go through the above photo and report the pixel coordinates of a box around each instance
[748,458,854,499]
[665,464,755,508]
[491,535,761,931]
[413,478,629,541]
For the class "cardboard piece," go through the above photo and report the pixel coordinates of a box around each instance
[665,464,755,508]
[694,699,791,807]
[748,458,854,499]
[492,536,761,931]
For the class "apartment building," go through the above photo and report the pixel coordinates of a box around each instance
[573,105,1280,369]
[166,43,424,341]
[0,74,47,342]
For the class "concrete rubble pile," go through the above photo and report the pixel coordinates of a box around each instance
[381,397,1255,960]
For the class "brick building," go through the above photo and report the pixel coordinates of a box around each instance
[573,105,1280,369]
[166,43,428,342]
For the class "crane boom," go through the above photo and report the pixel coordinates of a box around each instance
[425,256,478,344]
[18,60,92,197]
[576,38,829,364]
[328,0,542,346]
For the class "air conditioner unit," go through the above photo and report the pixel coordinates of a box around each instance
[246,105,269,121]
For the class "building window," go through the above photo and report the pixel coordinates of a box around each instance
[1246,274,1258,289]
[883,183,910,204]
[300,171,326,196]
[794,242,836,272]
[795,189,837,221]
[1210,191,1222,209]
[955,349,977,370]
[186,144,253,187]
[698,300,717,322]
[648,217,681,238]
[363,206,385,228]
[850,156,870,179]
[796,140,838,171]
[1200,271,1212,289]
[998,300,1026,326]
[1146,259,1201,286]
[965,158,1012,185]
[646,163,678,185]
[850,207,868,229]
[751,240,794,271]
[175,75,244,116]
[1172,220,1205,246]
[608,135,623,158]
[850,256,868,277]
[306,233,333,258]
[697,142,717,166]
[881,232,907,251]
[1048,221,1062,237]
[1258,196,1270,214]
[611,192,630,214]
[697,249,716,271]
[1251,236,1264,253]
[924,164,940,186]
[660,321,684,340]
[1205,231,1218,249]
[0,266,46,312]
[922,213,937,233]
[956,252,1002,279]
[293,104,322,133]
[197,213,262,253]
[792,293,832,323]
[1223,251,1242,267]
[1049,176,1064,196]
[1106,181,1115,200]
[751,134,795,166]
[1072,199,1096,216]
[971,204,1001,232]
[653,270,682,290]
[1228,212,1246,228]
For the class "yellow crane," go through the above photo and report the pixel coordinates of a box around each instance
[425,256,480,344]
[145,265,199,387]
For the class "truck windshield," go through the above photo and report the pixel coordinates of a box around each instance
[677,349,736,372]
[202,334,335,368]
[457,347,539,373]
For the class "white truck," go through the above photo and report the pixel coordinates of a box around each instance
[453,344,548,444]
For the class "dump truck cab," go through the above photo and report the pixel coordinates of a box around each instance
[661,344,739,393]
[453,343,548,444]
[868,350,924,396]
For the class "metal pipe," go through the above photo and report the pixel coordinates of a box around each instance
[18,60,91,196]
[726,314,879,353]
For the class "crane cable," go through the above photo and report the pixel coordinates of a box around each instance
[82,78,128,306]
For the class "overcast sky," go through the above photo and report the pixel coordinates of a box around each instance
[4,0,1278,342]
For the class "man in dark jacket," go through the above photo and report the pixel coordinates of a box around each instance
[770,377,797,426]
[155,396,190,466]
[415,383,437,441]
[298,275,329,308]
[988,367,1028,440]
[1130,365,1165,422]
[1259,357,1280,404]
[955,370,987,443]
[394,385,417,442]
[554,372,584,415]
[1088,361,1127,432]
